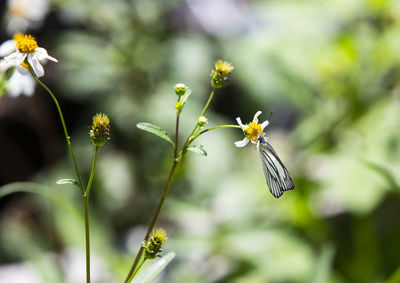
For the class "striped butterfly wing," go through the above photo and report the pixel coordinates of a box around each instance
[258,139,294,198]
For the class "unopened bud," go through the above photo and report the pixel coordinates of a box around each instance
[143,228,168,260]
[197,116,208,127]
[174,83,188,96]
[89,113,110,147]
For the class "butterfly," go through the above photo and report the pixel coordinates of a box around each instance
[257,134,294,198]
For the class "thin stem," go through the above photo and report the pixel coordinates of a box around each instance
[194,125,242,140]
[124,160,179,283]
[180,88,217,158]
[174,113,180,160]
[199,88,216,117]
[84,196,90,283]
[29,67,85,195]
[85,146,99,198]
[131,258,147,280]
[83,146,99,283]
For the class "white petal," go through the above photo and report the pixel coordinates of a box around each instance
[252,111,262,123]
[17,64,29,74]
[35,47,58,62]
[236,117,244,127]
[9,71,36,97]
[260,120,269,129]
[28,54,44,77]
[0,58,16,71]
[0,39,16,57]
[16,52,27,65]
[234,138,250,148]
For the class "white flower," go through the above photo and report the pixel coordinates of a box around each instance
[234,111,269,147]
[1,34,57,78]
[0,34,36,97]
[5,0,49,35]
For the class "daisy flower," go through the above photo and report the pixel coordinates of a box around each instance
[234,111,269,147]
[1,34,57,78]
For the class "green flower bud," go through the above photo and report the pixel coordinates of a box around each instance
[143,228,168,260]
[211,60,234,89]
[174,83,188,96]
[197,116,208,127]
[175,101,184,114]
[89,113,110,147]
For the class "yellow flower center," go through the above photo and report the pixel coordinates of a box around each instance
[245,121,264,142]
[16,34,38,54]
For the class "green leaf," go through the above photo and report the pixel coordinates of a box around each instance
[187,145,207,156]
[136,122,174,146]
[180,88,191,104]
[0,182,82,222]
[56,178,79,186]
[133,252,176,283]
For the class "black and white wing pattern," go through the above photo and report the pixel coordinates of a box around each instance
[258,138,294,198]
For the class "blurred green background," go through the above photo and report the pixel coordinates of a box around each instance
[1,0,400,282]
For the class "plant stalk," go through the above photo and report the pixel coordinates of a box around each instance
[29,67,85,195]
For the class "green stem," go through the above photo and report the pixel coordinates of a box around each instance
[83,146,99,283]
[84,196,90,283]
[180,88,217,158]
[29,67,85,195]
[124,160,179,283]
[174,113,180,160]
[194,125,242,140]
[131,257,147,280]
[85,146,99,198]
[199,88,216,117]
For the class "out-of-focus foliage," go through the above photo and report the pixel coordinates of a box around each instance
[1,0,400,282]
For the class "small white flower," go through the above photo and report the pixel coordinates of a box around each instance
[0,34,37,97]
[1,34,57,78]
[5,0,49,35]
[234,111,269,147]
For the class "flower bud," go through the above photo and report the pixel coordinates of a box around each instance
[174,83,188,96]
[90,113,110,147]
[175,101,184,113]
[197,116,208,127]
[143,228,168,260]
[211,60,234,89]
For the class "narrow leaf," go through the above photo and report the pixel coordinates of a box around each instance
[56,178,79,186]
[180,88,191,104]
[187,145,207,156]
[137,122,174,146]
[0,182,82,222]
[133,252,176,283]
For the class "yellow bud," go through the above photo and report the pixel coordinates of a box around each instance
[89,113,110,147]
[211,60,234,89]
[143,228,168,260]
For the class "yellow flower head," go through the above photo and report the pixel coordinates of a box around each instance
[214,60,234,77]
[211,59,234,89]
[16,34,38,53]
[90,113,110,147]
[144,228,168,260]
